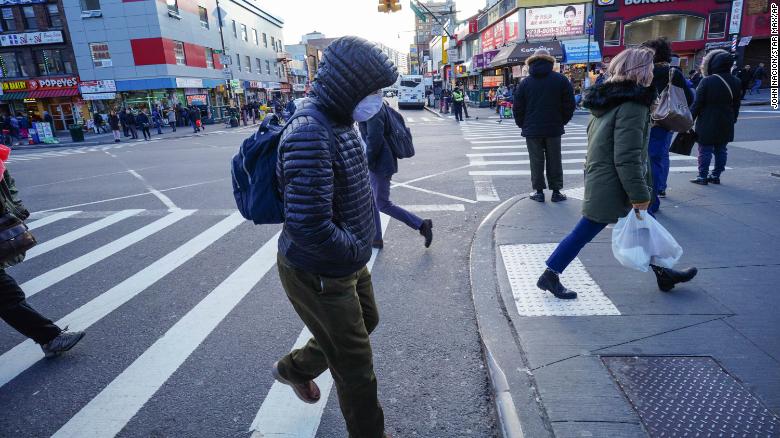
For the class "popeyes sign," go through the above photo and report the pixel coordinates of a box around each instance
[28,77,79,90]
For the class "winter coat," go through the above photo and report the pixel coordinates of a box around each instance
[358,103,397,177]
[124,112,136,127]
[650,63,694,108]
[167,110,176,123]
[513,52,575,138]
[135,113,149,127]
[1,169,30,268]
[753,66,765,82]
[581,81,655,224]
[93,113,103,126]
[189,108,201,121]
[108,114,120,130]
[276,36,398,277]
[691,50,741,146]
[737,68,752,87]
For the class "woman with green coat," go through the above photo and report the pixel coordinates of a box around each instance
[536,47,697,300]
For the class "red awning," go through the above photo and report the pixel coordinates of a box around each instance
[26,89,80,98]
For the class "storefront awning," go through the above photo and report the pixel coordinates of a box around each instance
[27,89,79,98]
[489,41,564,68]
[0,91,27,101]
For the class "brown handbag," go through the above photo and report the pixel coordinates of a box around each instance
[0,213,36,264]
[651,69,694,133]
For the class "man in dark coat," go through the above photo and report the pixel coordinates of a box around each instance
[188,106,201,133]
[118,109,129,137]
[690,49,740,185]
[272,36,397,438]
[359,102,432,249]
[751,63,766,95]
[642,38,693,212]
[513,49,576,203]
[737,64,752,99]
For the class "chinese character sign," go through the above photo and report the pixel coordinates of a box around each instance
[525,4,585,39]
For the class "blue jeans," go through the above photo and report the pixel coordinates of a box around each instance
[751,79,762,94]
[546,217,608,274]
[648,126,673,214]
[697,144,728,179]
[370,171,423,241]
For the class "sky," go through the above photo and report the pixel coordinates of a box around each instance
[260,0,487,53]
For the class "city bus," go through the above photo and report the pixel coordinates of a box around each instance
[397,74,426,109]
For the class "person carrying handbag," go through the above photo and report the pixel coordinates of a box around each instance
[0,147,85,357]
[690,49,741,185]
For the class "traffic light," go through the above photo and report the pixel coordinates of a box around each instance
[378,0,401,13]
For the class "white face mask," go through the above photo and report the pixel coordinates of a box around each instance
[352,92,384,122]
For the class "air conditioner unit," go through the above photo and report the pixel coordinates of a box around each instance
[81,10,103,18]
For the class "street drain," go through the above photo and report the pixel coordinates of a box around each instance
[602,356,780,437]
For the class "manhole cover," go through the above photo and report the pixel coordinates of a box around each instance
[603,356,780,437]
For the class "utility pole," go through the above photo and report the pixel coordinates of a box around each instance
[413,0,455,90]
[215,0,234,113]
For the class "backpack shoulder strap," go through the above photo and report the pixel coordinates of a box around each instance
[283,107,339,159]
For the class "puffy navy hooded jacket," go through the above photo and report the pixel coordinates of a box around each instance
[276,36,398,277]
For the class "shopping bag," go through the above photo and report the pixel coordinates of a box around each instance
[611,210,683,272]
[669,130,697,156]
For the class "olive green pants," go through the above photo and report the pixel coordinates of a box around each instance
[276,254,384,438]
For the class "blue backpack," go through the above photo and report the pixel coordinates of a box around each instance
[231,108,335,224]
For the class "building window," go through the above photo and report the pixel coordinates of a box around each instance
[199,6,209,29]
[34,49,71,75]
[23,6,37,30]
[232,20,237,38]
[603,20,621,46]
[47,4,63,28]
[265,60,270,74]
[707,12,727,40]
[241,24,247,41]
[205,47,214,68]
[252,28,258,45]
[256,58,261,74]
[236,53,241,71]
[173,40,186,65]
[624,15,704,45]
[262,33,267,47]
[270,36,275,50]
[167,0,179,16]
[245,55,251,72]
[0,52,26,77]
[80,0,101,12]
[89,42,112,67]
[1,8,15,32]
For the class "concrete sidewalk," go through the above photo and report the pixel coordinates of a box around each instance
[471,166,780,437]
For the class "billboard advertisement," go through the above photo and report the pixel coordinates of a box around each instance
[525,4,585,39]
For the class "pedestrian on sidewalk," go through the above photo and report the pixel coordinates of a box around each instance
[513,49,576,203]
[9,114,19,146]
[359,101,433,249]
[737,65,752,99]
[273,36,396,438]
[167,107,177,132]
[136,109,151,141]
[751,63,766,95]
[0,164,85,357]
[125,108,138,139]
[119,109,129,137]
[690,49,741,186]
[189,106,201,133]
[452,86,464,122]
[536,47,697,300]
[42,111,55,137]
[642,38,693,211]
[92,112,105,134]
[108,110,121,143]
[152,108,163,135]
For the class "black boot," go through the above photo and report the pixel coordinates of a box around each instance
[419,219,433,248]
[530,190,545,202]
[537,268,578,300]
[651,265,698,292]
[551,190,567,202]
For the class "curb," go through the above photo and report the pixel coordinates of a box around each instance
[423,105,446,119]
[469,195,553,438]
[742,100,771,106]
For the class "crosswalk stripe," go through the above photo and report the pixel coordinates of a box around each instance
[468,150,588,157]
[421,117,432,122]
[20,209,195,298]
[52,227,279,438]
[25,209,145,260]
[249,215,390,438]
[471,145,589,150]
[406,117,415,123]
[0,212,246,390]
[473,175,500,201]
[26,211,81,230]
[469,166,713,176]
[466,136,587,142]
[470,156,697,166]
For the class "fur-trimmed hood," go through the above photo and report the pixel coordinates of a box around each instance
[582,80,656,117]
[526,52,556,77]
[701,49,733,76]
[526,52,556,66]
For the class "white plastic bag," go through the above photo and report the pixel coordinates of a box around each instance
[611,210,683,272]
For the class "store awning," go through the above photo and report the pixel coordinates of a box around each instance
[0,91,28,101]
[27,89,79,98]
[489,41,564,68]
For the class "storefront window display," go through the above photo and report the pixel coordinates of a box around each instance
[624,15,705,45]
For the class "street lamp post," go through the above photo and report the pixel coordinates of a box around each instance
[214,0,234,116]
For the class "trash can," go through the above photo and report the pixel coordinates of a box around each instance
[69,124,84,142]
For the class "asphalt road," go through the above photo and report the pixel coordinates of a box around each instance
[1,100,777,437]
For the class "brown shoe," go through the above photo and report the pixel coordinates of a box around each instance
[272,361,321,404]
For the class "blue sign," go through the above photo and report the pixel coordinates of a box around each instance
[587,15,593,27]
[563,39,602,64]
[0,0,46,4]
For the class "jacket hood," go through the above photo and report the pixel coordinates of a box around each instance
[526,53,556,77]
[701,49,733,76]
[583,80,656,117]
[311,36,398,124]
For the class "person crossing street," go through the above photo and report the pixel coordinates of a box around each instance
[452,86,464,122]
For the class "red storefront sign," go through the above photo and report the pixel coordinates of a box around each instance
[469,19,478,34]
[482,21,506,51]
[28,76,79,91]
